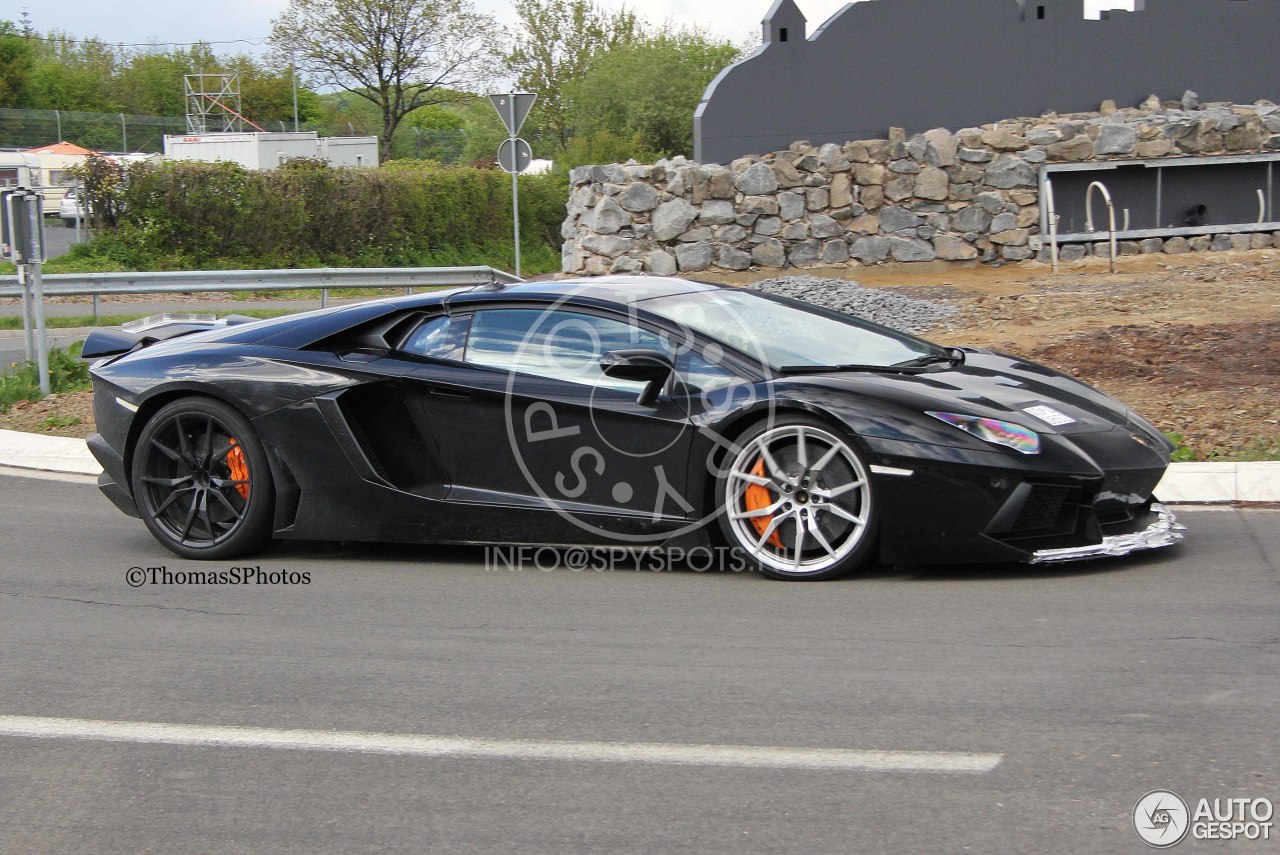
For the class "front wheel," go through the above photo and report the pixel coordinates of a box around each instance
[131,397,275,560]
[717,417,877,581]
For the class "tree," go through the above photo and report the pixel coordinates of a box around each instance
[565,28,740,158]
[0,21,34,108]
[506,0,640,150]
[270,0,502,162]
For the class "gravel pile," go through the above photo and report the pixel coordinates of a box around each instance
[747,276,957,334]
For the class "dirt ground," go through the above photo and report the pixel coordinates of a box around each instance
[4,250,1279,459]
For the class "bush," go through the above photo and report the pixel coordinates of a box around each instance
[99,159,568,271]
[1,342,90,413]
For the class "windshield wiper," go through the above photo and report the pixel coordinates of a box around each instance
[777,363,924,375]
[892,348,966,369]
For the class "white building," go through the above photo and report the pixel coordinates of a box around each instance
[163,132,379,170]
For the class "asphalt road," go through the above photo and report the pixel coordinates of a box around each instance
[1,471,1277,854]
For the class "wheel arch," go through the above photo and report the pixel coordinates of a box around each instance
[699,399,877,519]
[123,385,253,492]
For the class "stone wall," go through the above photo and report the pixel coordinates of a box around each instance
[562,95,1280,275]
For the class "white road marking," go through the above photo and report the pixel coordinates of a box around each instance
[0,714,1002,773]
[0,465,97,484]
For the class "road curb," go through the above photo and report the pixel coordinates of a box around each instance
[2,428,1278,502]
[0,429,101,476]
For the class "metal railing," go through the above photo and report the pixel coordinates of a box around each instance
[0,266,523,320]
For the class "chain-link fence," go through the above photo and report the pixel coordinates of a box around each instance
[0,108,189,153]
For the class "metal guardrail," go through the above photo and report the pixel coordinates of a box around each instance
[0,266,521,301]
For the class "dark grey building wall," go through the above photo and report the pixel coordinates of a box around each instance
[694,0,1280,164]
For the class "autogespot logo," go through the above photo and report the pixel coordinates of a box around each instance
[1134,790,1191,848]
[501,281,776,544]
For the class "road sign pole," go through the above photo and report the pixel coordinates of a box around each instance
[509,98,522,279]
[17,265,34,363]
[26,195,50,395]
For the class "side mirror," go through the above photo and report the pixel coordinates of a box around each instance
[599,349,674,406]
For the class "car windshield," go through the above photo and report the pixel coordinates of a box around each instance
[641,288,944,370]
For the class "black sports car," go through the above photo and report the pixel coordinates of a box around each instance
[83,276,1184,580]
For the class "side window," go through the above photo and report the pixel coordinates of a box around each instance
[465,308,669,392]
[676,347,742,396]
[400,315,469,361]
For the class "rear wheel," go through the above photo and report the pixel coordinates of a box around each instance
[717,417,876,581]
[131,397,274,559]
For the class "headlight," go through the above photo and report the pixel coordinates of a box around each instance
[926,412,1041,454]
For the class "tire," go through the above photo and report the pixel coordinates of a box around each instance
[131,397,275,560]
[62,218,76,228]
[716,416,877,581]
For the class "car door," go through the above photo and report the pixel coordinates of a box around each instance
[410,306,700,523]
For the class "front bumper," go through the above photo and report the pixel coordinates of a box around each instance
[1029,503,1185,564]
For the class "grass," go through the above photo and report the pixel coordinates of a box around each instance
[0,341,91,413]
[38,414,82,430]
[1164,431,1280,463]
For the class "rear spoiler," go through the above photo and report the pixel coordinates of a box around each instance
[82,313,262,359]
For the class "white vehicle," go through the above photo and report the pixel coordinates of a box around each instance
[59,186,87,227]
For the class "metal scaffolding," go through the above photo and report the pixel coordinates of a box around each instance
[184,74,247,134]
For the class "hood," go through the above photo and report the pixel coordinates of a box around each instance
[776,350,1167,445]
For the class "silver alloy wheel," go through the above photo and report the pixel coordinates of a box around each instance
[723,424,872,577]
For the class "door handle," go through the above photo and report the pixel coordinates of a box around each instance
[429,387,471,400]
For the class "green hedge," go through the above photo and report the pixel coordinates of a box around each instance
[98,159,567,270]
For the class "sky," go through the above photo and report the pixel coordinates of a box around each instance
[12,1,1138,55]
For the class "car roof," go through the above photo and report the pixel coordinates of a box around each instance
[445,275,720,307]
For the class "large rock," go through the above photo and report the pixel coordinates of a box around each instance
[822,239,851,264]
[849,235,892,263]
[562,239,586,273]
[990,212,1018,233]
[884,174,916,201]
[1095,123,1138,155]
[716,246,753,271]
[779,191,806,221]
[652,198,698,241]
[618,182,661,213]
[610,255,643,274]
[954,205,992,233]
[854,163,887,184]
[676,241,714,272]
[743,195,781,216]
[933,235,978,260]
[922,128,958,166]
[889,237,937,262]
[984,155,1037,189]
[699,200,737,225]
[981,127,1028,150]
[591,164,628,184]
[645,249,677,275]
[878,206,923,232]
[751,239,787,268]
[1046,135,1094,161]
[754,216,783,236]
[734,162,779,195]
[788,239,823,268]
[808,213,844,238]
[914,167,949,201]
[717,224,749,243]
[581,233,634,258]
[990,228,1029,246]
[585,197,630,234]
[830,173,854,208]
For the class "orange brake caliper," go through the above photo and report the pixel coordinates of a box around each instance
[227,438,251,500]
[744,458,783,548]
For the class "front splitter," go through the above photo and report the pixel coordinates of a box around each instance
[1029,503,1186,564]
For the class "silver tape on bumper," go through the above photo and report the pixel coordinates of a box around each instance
[1029,503,1186,564]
